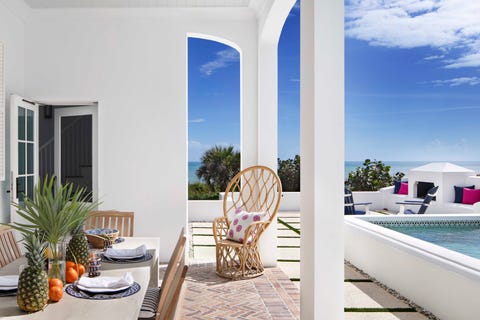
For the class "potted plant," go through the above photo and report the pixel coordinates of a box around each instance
[10,176,98,283]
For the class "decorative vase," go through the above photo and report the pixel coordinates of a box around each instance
[47,242,66,283]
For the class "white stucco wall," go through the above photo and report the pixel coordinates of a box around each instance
[0,0,29,223]
[24,8,258,262]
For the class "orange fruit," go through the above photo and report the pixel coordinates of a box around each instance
[77,264,86,276]
[49,285,63,302]
[66,261,76,269]
[65,268,79,283]
[49,278,63,288]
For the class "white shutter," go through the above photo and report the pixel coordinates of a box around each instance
[0,42,4,181]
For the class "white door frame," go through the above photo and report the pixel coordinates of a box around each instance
[10,94,39,223]
[54,105,98,202]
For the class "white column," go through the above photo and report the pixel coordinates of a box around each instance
[257,41,278,266]
[300,0,344,319]
[257,42,278,171]
[241,47,258,169]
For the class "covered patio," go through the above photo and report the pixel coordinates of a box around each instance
[1,0,343,318]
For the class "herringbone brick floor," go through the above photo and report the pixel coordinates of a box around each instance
[179,263,300,319]
[181,212,436,320]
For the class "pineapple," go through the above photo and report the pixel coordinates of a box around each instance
[66,224,90,266]
[17,231,49,313]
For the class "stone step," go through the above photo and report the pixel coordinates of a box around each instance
[344,282,412,309]
[344,312,430,320]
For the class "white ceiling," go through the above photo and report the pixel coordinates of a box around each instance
[24,0,254,9]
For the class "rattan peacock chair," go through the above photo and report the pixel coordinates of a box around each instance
[213,165,282,280]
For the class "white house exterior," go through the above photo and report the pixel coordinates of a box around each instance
[352,162,480,214]
[0,0,345,318]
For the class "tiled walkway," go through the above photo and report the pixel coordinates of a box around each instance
[182,212,435,320]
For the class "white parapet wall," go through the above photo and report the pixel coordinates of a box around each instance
[345,215,480,320]
[188,200,224,221]
[278,192,300,211]
[189,192,301,221]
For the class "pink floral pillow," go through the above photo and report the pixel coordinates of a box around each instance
[227,209,267,243]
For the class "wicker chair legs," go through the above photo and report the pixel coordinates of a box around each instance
[215,241,264,280]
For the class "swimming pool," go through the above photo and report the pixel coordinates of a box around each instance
[345,214,480,320]
[374,219,480,259]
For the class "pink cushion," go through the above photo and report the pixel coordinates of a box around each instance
[398,182,408,195]
[462,188,480,205]
[227,209,267,243]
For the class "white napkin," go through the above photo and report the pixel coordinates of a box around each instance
[77,272,134,290]
[104,244,147,259]
[0,275,19,289]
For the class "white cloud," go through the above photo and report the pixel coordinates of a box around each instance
[189,118,205,123]
[445,52,480,68]
[188,140,211,161]
[431,77,480,86]
[345,0,480,69]
[424,54,444,60]
[350,105,480,116]
[189,140,209,148]
[199,48,240,76]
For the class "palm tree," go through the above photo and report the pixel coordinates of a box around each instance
[196,145,240,192]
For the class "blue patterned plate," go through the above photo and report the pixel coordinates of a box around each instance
[65,282,140,300]
[0,288,17,297]
[100,252,153,264]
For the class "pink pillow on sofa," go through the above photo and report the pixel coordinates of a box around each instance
[398,182,408,195]
[462,188,480,205]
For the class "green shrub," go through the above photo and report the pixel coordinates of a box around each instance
[346,159,405,191]
[278,155,300,192]
[188,183,219,200]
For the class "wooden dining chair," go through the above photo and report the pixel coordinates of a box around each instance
[139,228,187,320]
[158,265,188,320]
[86,210,135,237]
[0,226,22,268]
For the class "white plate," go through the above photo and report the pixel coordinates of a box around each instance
[0,286,17,291]
[76,284,131,293]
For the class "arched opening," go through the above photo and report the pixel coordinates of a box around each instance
[278,1,300,194]
[186,34,241,215]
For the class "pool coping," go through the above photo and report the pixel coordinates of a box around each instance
[345,214,480,320]
[345,214,480,279]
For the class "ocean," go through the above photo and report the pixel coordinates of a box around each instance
[188,161,480,183]
[188,161,203,183]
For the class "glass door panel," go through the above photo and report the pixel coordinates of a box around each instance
[16,107,36,201]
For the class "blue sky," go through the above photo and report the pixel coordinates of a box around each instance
[188,2,300,162]
[346,0,480,161]
[188,38,241,162]
[189,0,480,162]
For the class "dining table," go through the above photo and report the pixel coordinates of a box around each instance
[0,236,161,319]
[0,263,150,319]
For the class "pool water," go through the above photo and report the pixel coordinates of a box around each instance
[379,223,480,260]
